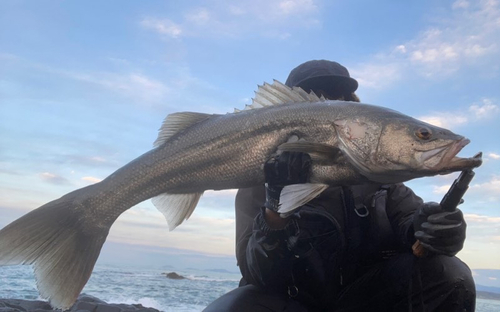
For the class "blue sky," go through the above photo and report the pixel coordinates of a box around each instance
[1,0,499,285]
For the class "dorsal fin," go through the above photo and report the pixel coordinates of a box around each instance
[235,80,325,113]
[154,112,212,147]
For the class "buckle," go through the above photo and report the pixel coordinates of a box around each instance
[354,204,369,217]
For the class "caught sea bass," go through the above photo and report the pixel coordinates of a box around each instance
[0,81,482,309]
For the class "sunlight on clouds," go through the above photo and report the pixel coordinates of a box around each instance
[204,189,238,199]
[465,213,500,224]
[82,176,102,184]
[39,172,70,185]
[418,114,468,128]
[488,153,500,160]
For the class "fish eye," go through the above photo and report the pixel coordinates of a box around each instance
[415,127,432,140]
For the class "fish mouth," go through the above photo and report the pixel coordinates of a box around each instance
[428,138,482,173]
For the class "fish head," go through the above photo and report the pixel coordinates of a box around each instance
[334,114,482,183]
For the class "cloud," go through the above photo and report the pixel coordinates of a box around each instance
[433,175,500,202]
[39,172,71,185]
[351,63,402,90]
[185,8,211,25]
[432,184,451,195]
[470,176,500,201]
[452,0,470,10]
[418,112,468,128]
[141,0,321,39]
[488,153,500,160]
[418,98,499,128]
[73,72,170,103]
[109,207,236,255]
[465,213,500,224]
[82,176,102,184]
[277,0,318,16]
[464,213,500,249]
[2,53,172,104]
[140,18,183,38]
[204,189,238,199]
[353,0,500,88]
[400,0,499,77]
[0,53,19,61]
[469,98,500,119]
[90,156,106,163]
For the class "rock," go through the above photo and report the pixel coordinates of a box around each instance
[0,294,159,312]
[162,272,186,280]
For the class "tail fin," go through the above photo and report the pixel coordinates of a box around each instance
[0,190,111,310]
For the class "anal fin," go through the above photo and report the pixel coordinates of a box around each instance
[152,192,203,231]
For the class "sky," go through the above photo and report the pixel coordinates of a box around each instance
[0,0,499,286]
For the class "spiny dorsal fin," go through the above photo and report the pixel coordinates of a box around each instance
[154,112,212,147]
[235,80,325,113]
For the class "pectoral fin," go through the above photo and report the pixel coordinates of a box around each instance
[278,183,329,217]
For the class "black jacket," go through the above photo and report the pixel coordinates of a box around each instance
[235,183,424,308]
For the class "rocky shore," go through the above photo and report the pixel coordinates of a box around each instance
[0,294,159,312]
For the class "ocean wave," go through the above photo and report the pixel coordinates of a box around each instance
[184,274,240,283]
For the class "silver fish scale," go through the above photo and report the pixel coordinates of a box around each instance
[70,100,464,220]
[90,101,357,217]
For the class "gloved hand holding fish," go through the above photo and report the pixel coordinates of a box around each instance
[0,81,482,310]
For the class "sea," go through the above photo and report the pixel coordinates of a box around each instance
[1,265,499,312]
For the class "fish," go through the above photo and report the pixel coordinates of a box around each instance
[0,80,482,309]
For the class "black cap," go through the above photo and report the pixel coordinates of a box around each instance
[285,60,358,96]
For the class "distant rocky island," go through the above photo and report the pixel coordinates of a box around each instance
[162,271,186,279]
[477,290,500,301]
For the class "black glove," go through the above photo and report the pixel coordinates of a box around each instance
[264,152,311,213]
[413,202,466,256]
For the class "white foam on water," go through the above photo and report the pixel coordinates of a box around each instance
[106,296,163,310]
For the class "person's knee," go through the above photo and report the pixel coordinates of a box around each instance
[425,256,474,291]
[417,255,476,309]
[204,285,304,312]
